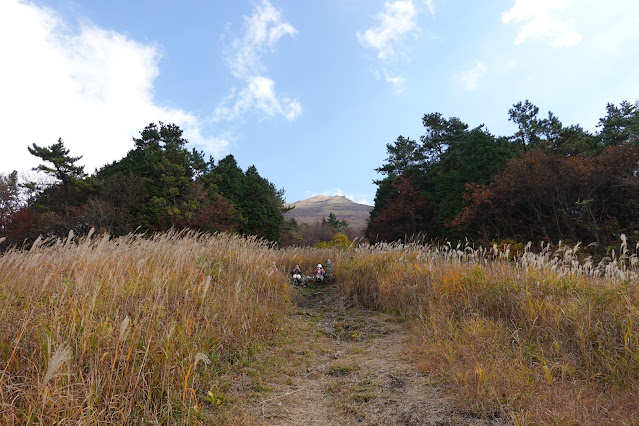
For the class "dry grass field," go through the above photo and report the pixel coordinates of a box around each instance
[0,231,294,424]
[2,231,639,424]
[337,240,639,424]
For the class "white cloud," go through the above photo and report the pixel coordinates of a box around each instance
[357,1,421,90]
[214,0,301,122]
[0,0,225,175]
[551,31,581,48]
[357,1,419,61]
[386,75,406,93]
[455,61,488,91]
[501,0,582,47]
[425,0,435,15]
[214,76,301,122]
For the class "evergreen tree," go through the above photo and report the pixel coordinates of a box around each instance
[209,155,287,242]
[322,212,348,233]
[598,100,639,146]
[27,138,86,193]
[370,113,517,241]
[242,165,285,241]
[549,125,601,156]
[426,126,515,237]
[0,171,21,229]
[213,155,245,204]
[508,100,541,152]
[98,122,202,229]
[375,135,425,180]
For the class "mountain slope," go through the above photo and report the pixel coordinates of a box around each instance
[284,195,372,231]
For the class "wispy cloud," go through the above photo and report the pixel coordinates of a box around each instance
[385,75,406,93]
[455,61,488,91]
[0,0,223,175]
[501,0,582,47]
[425,0,435,15]
[358,0,419,61]
[214,0,301,122]
[357,0,421,90]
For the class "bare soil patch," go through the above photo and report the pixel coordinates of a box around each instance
[221,284,507,425]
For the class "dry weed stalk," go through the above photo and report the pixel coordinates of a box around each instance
[0,230,292,423]
[336,236,639,423]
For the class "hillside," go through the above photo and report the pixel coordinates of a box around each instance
[284,195,372,231]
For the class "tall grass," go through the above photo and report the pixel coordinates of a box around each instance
[5,228,638,423]
[0,230,293,424]
[337,239,639,424]
[273,245,341,277]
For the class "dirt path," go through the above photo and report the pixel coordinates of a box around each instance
[226,284,506,425]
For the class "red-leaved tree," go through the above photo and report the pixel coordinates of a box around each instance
[452,146,639,248]
[367,175,431,243]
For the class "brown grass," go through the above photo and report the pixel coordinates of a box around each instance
[336,239,639,424]
[0,230,293,424]
[5,229,639,424]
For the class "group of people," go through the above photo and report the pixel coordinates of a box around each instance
[290,259,333,285]
[269,260,334,285]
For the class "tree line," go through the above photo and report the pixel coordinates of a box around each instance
[367,100,639,252]
[0,122,294,247]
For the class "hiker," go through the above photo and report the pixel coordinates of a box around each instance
[314,263,325,281]
[291,264,302,283]
[325,258,334,277]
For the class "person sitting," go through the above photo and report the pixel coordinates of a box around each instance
[291,264,302,283]
[314,264,325,281]
[325,258,334,278]
[269,262,278,274]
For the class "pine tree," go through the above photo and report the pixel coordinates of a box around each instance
[28,138,86,192]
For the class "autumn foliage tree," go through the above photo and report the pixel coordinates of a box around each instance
[452,145,639,248]
[370,99,639,247]
[369,114,515,242]
[367,175,431,243]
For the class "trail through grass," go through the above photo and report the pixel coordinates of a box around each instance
[224,283,505,425]
[4,232,638,424]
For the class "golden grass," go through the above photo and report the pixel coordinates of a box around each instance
[0,230,294,424]
[336,239,639,424]
[4,229,639,423]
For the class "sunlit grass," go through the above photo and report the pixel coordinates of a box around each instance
[3,229,638,423]
[336,238,639,424]
[0,230,294,424]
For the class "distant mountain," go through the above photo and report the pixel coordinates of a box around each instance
[284,195,372,231]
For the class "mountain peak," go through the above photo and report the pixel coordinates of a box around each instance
[305,195,332,203]
[296,195,353,204]
[284,195,373,231]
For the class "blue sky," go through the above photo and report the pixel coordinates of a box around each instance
[2,0,639,205]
